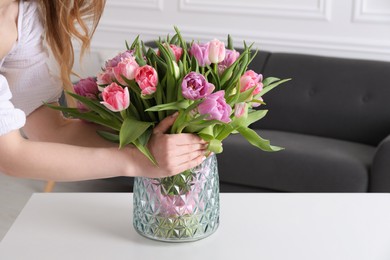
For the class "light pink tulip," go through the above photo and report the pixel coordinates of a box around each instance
[208,39,226,64]
[198,90,231,123]
[135,65,158,95]
[234,102,247,118]
[100,83,130,112]
[112,57,139,86]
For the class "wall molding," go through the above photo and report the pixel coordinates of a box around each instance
[94,22,390,61]
[106,0,163,11]
[353,0,390,23]
[179,0,332,21]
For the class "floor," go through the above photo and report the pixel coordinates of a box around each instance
[0,173,132,241]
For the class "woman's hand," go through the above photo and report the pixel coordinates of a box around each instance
[129,113,208,178]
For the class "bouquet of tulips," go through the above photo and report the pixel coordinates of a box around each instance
[49,27,289,165]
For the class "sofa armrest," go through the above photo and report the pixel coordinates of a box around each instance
[369,135,390,192]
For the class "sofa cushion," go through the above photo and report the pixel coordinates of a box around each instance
[217,130,375,192]
[253,53,390,146]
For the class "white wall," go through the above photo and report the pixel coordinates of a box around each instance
[74,0,390,77]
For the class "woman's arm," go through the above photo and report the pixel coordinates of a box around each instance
[0,105,207,181]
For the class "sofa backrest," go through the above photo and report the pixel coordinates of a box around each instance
[251,52,390,146]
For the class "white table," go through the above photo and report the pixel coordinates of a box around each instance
[1,193,390,260]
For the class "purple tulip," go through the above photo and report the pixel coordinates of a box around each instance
[198,90,232,123]
[74,77,99,99]
[189,43,211,67]
[218,49,240,74]
[73,77,99,112]
[181,72,215,100]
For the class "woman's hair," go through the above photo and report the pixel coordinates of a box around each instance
[39,0,106,104]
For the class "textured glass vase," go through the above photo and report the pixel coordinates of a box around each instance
[133,154,220,242]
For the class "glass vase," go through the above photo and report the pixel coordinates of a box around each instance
[133,154,220,242]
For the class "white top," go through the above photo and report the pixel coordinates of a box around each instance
[0,0,63,136]
[1,193,390,260]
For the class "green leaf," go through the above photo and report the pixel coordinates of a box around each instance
[45,104,121,131]
[197,125,214,141]
[130,35,140,50]
[66,92,123,123]
[262,77,280,86]
[119,117,154,148]
[133,139,158,166]
[237,86,256,103]
[245,110,268,126]
[145,100,190,112]
[97,131,120,143]
[237,126,283,152]
[208,139,223,154]
[259,78,291,97]
[174,26,188,53]
[227,34,233,50]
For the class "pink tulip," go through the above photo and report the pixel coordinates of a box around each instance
[112,57,140,86]
[96,70,114,87]
[100,83,130,112]
[198,90,231,123]
[135,65,158,95]
[240,70,263,95]
[181,72,215,100]
[189,42,211,67]
[158,43,183,62]
[208,39,226,64]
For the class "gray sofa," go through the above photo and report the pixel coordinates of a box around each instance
[218,51,390,192]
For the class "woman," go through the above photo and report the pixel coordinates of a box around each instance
[0,0,207,182]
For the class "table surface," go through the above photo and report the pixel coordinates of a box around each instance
[1,193,390,260]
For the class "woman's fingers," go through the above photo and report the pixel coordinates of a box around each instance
[172,153,208,175]
[167,143,208,156]
[153,112,178,134]
[169,133,207,145]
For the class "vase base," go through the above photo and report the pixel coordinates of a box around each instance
[133,223,219,243]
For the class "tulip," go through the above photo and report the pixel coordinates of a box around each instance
[208,39,226,64]
[189,42,211,67]
[218,49,240,74]
[198,90,231,123]
[96,70,114,87]
[112,57,140,86]
[135,65,158,95]
[181,72,215,100]
[105,50,134,68]
[234,102,248,118]
[161,43,183,62]
[100,83,130,112]
[240,70,263,95]
[73,77,99,112]
[74,77,99,98]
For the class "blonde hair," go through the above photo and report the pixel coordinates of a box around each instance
[39,0,106,106]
